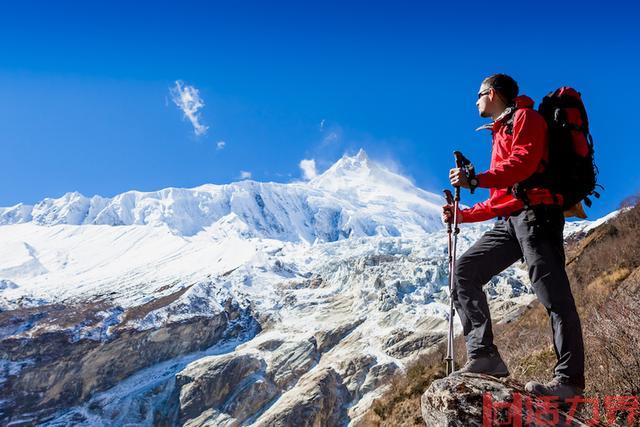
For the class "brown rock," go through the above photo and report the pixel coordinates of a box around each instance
[177,353,263,424]
[254,367,349,427]
[421,373,591,427]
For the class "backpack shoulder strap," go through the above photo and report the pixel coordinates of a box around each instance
[503,107,519,135]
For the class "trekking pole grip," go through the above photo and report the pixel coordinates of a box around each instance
[443,189,454,231]
[453,150,466,169]
[443,189,454,205]
[453,150,477,196]
[452,152,464,201]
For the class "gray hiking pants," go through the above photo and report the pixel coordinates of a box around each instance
[452,204,585,389]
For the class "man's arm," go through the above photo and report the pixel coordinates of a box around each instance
[475,109,547,189]
[458,199,495,223]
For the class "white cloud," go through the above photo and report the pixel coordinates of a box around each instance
[299,158,317,180]
[319,119,325,130]
[170,80,209,136]
[216,140,226,150]
[240,170,252,179]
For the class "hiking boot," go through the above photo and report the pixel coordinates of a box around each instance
[525,377,584,400]
[455,352,510,378]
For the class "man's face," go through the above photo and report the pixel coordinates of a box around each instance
[476,83,494,118]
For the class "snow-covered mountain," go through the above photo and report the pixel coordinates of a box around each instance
[0,149,442,241]
[0,150,607,426]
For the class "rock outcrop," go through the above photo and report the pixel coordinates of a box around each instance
[0,299,251,423]
[177,353,267,424]
[421,373,591,427]
[253,367,349,427]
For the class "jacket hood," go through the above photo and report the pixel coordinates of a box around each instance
[513,95,534,109]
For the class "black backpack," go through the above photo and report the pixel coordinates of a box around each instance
[512,87,601,211]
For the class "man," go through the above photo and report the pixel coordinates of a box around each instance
[442,74,585,399]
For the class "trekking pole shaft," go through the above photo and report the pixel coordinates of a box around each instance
[445,226,454,374]
[448,198,460,375]
[443,187,457,375]
[447,151,466,375]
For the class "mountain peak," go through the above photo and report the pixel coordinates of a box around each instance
[354,148,368,161]
[343,147,369,163]
[311,149,372,185]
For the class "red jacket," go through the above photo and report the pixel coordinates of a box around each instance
[460,95,561,223]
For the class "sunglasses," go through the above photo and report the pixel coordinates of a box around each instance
[477,89,491,99]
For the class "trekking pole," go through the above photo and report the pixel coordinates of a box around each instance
[443,188,455,375]
[445,151,475,375]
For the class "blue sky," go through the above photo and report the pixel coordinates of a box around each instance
[1,1,639,219]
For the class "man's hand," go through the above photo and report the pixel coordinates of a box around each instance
[441,204,461,224]
[449,167,470,188]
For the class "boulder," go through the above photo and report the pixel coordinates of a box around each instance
[421,373,591,427]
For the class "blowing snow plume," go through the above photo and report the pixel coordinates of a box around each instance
[170,80,208,136]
